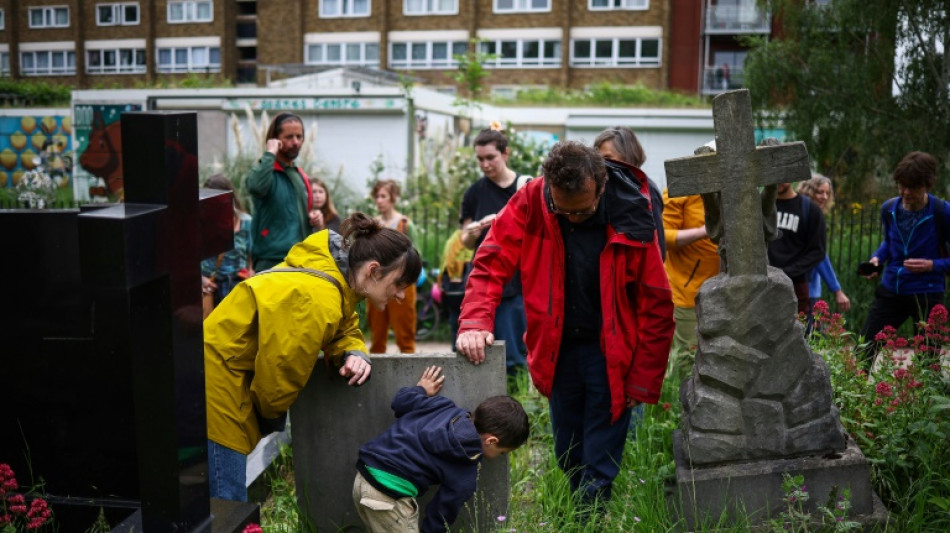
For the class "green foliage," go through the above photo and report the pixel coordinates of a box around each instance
[810,303,950,530]
[744,0,950,198]
[451,39,496,114]
[492,82,708,108]
[136,73,233,90]
[0,80,71,107]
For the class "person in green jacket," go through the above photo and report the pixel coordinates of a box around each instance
[248,112,315,271]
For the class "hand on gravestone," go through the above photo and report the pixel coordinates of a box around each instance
[456,330,494,365]
[340,353,372,386]
[417,365,446,397]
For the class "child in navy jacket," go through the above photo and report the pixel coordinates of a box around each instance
[354,366,529,533]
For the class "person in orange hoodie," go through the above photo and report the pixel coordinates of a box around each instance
[662,190,720,377]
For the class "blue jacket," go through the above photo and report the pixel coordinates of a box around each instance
[873,194,950,295]
[808,255,842,299]
[357,386,482,533]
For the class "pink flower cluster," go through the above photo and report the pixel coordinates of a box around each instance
[243,523,263,533]
[0,463,52,531]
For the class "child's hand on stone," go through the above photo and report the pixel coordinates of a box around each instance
[417,365,445,397]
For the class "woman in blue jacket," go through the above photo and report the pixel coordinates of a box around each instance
[860,151,949,365]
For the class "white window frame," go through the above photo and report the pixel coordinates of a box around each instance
[96,3,140,26]
[479,38,561,68]
[389,40,467,70]
[28,6,70,28]
[588,0,648,10]
[493,0,551,14]
[20,50,76,76]
[156,45,221,73]
[570,37,660,67]
[305,42,379,67]
[320,0,371,18]
[167,1,213,24]
[87,47,147,74]
[404,0,458,16]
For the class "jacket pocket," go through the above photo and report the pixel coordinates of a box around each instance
[359,496,396,512]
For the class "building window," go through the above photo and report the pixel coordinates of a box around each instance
[404,0,457,15]
[0,9,5,30]
[390,41,466,69]
[1,53,9,76]
[479,39,560,68]
[570,37,660,67]
[28,6,70,28]
[494,0,550,13]
[168,1,213,23]
[320,0,371,18]
[87,48,146,74]
[589,0,648,10]
[306,42,379,67]
[156,46,220,72]
[20,50,76,76]
[97,3,140,26]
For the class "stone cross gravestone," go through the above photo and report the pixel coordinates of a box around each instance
[663,90,877,528]
[290,346,509,532]
[0,112,256,532]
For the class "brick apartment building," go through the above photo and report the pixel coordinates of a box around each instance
[0,1,771,95]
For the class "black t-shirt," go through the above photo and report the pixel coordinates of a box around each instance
[460,176,522,298]
[768,194,826,283]
[558,202,607,340]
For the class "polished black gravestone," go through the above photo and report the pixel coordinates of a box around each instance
[0,112,254,532]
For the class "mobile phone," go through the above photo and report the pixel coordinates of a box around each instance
[857,261,883,276]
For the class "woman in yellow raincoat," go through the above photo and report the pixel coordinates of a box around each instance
[204,212,422,501]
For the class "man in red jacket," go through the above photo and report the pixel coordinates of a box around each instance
[456,141,674,512]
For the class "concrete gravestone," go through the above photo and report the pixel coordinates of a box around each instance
[290,346,509,532]
[664,90,877,527]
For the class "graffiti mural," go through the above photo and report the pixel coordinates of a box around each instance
[0,114,73,193]
[73,103,142,202]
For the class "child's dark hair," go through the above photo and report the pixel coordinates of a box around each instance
[473,396,529,448]
[340,212,421,288]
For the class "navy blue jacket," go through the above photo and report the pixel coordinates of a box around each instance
[357,386,482,533]
[874,194,950,295]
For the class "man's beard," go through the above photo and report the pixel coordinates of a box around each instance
[280,146,300,161]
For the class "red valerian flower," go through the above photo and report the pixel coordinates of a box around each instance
[875,382,893,397]
[892,368,908,380]
[243,523,263,533]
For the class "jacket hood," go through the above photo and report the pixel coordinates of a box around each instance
[604,159,655,242]
[420,413,483,462]
[282,229,350,279]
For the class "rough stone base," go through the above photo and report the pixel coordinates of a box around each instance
[671,430,887,530]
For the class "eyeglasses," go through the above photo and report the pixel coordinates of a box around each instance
[547,187,604,216]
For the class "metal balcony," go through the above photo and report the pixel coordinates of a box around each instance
[705,2,771,34]
[701,65,745,94]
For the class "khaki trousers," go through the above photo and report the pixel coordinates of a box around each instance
[352,472,419,533]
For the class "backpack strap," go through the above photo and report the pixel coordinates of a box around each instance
[257,267,345,316]
[800,194,811,236]
[933,196,948,258]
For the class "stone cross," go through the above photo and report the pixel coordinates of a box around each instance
[664,89,810,277]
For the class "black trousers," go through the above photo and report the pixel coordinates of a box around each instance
[858,285,944,366]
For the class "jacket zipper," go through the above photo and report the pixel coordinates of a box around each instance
[893,209,934,295]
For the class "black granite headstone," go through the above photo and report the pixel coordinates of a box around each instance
[0,112,249,532]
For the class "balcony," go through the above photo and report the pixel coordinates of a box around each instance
[705,2,770,34]
[701,65,745,95]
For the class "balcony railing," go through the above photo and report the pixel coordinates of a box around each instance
[705,2,770,33]
[702,65,745,94]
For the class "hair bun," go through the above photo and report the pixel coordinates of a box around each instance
[341,212,381,241]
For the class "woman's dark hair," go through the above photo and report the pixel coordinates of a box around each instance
[473,128,509,154]
[541,141,607,194]
[593,126,646,168]
[473,396,529,449]
[310,176,339,222]
[204,173,245,213]
[893,151,937,190]
[340,212,421,287]
[371,179,401,203]
[265,113,304,140]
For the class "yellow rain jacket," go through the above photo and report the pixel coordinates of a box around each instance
[205,230,367,454]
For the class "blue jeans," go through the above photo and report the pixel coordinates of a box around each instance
[495,295,527,372]
[207,440,247,502]
[549,339,632,505]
